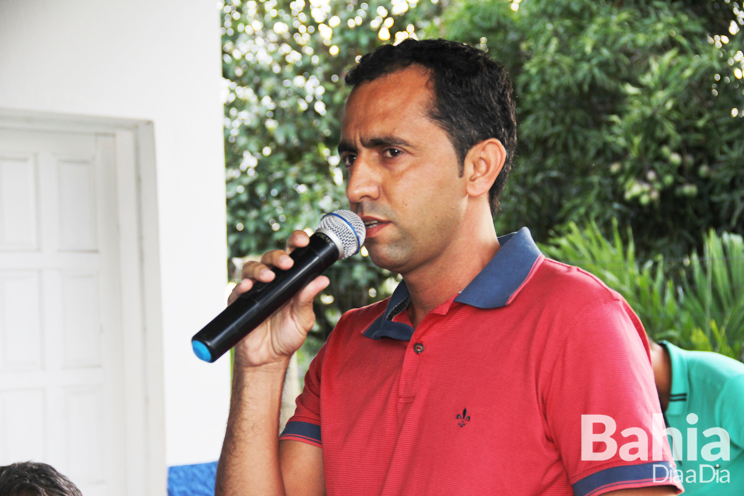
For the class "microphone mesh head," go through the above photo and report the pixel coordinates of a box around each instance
[317,210,366,260]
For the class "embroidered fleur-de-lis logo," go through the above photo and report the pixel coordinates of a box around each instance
[456,408,471,427]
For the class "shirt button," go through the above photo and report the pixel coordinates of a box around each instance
[413,343,424,354]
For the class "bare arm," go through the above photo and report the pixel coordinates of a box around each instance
[215,231,328,496]
[216,360,289,496]
[280,440,326,496]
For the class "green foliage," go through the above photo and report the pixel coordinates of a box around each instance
[543,223,744,361]
[441,0,744,259]
[680,230,744,359]
[221,0,441,340]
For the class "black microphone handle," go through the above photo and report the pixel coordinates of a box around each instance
[192,232,340,363]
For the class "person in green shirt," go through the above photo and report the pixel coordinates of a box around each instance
[650,339,744,494]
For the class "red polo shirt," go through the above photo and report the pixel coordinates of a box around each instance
[281,228,682,495]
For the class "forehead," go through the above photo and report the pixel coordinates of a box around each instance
[341,66,436,135]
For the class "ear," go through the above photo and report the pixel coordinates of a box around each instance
[463,138,506,199]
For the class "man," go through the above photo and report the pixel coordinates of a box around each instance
[650,339,744,493]
[0,462,82,496]
[216,39,682,495]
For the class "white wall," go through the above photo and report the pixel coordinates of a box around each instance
[0,0,230,466]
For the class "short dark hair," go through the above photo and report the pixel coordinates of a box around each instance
[0,462,82,496]
[345,38,517,212]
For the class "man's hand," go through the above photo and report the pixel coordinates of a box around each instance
[227,230,330,368]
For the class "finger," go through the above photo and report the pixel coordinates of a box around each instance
[259,250,294,271]
[294,275,330,307]
[241,260,279,282]
[286,230,311,252]
[288,276,330,332]
[227,278,254,305]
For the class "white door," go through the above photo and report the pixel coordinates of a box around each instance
[0,128,126,495]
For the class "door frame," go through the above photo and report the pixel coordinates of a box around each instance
[0,108,166,495]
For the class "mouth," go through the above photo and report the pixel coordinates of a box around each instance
[361,218,389,236]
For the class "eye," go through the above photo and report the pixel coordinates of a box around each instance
[383,148,403,158]
[341,154,356,168]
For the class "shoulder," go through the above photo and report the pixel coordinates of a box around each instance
[673,345,744,384]
[518,258,649,361]
[535,257,624,302]
[523,257,633,322]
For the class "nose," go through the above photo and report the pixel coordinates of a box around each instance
[345,154,380,206]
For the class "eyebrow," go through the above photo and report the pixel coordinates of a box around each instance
[337,140,356,155]
[337,136,414,155]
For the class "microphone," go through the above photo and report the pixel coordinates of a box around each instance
[191,210,366,363]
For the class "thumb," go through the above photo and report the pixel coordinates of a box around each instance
[290,275,330,325]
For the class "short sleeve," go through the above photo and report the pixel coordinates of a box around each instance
[543,299,683,496]
[279,343,327,448]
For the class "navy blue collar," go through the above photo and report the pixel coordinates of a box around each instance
[363,227,543,340]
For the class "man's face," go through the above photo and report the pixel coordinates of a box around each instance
[339,66,470,276]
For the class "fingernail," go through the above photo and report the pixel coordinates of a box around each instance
[260,268,272,278]
[280,255,291,265]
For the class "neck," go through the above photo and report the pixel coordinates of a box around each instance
[650,342,672,412]
[403,207,499,328]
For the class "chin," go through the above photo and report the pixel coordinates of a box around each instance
[368,248,408,275]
